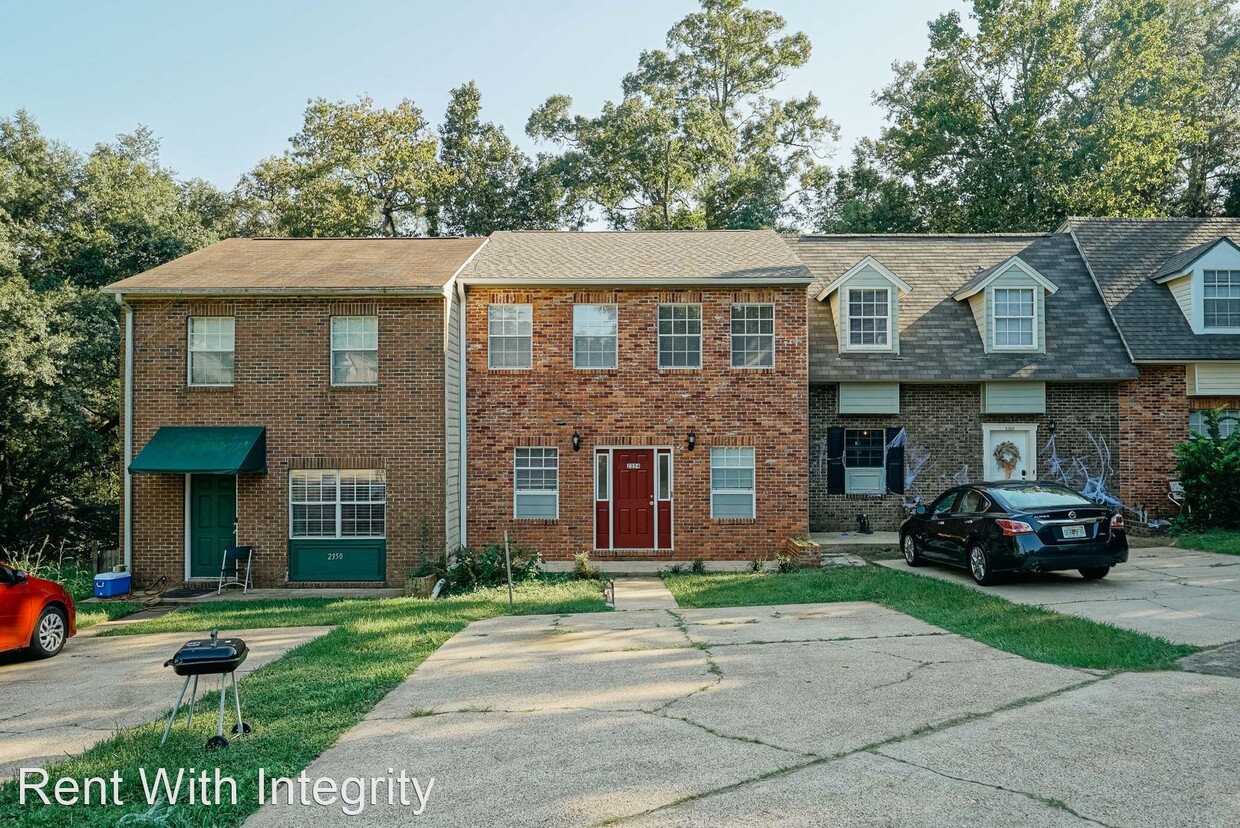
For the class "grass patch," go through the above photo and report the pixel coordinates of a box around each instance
[664,567,1196,671]
[0,580,605,827]
[1173,530,1240,556]
[76,602,145,629]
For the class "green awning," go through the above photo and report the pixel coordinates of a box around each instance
[129,426,267,475]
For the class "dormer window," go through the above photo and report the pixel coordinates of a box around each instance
[1204,270,1240,329]
[817,256,911,355]
[847,288,891,348]
[954,256,1057,354]
[1152,237,1240,334]
[993,287,1036,349]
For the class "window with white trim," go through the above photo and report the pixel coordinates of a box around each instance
[992,288,1036,349]
[515,448,558,519]
[489,304,532,369]
[1190,410,1239,439]
[330,316,378,385]
[847,288,890,348]
[290,469,386,538]
[657,304,702,368]
[731,303,774,367]
[710,447,755,519]
[573,304,617,368]
[1204,270,1240,329]
[188,316,235,386]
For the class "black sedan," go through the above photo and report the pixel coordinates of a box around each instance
[899,482,1128,585]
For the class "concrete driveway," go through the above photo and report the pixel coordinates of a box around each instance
[0,626,331,778]
[243,604,1239,827]
[877,546,1240,646]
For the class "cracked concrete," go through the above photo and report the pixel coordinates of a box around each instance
[241,600,1237,827]
[878,546,1240,645]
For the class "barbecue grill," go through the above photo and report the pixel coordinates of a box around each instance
[160,629,252,750]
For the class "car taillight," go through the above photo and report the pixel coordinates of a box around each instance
[1110,513,1125,530]
[996,519,1035,535]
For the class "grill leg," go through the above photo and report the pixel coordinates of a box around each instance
[186,675,199,729]
[161,675,192,746]
[231,671,244,735]
[216,673,228,738]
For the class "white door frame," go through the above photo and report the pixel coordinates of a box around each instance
[593,446,674,552]
[981,423,1038,482]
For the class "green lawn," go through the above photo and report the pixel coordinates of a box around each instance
[1174,530,1240,556]
[664,566,1197,671]
[77,601,145,629]
[0,580,606,828]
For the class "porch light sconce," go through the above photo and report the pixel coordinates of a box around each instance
[686,430,697,452]
[572,430,582,452]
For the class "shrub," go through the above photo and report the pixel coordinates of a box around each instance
[776,554,801,574]
[690,558,707,575]
[1174,410,1240,530]
[663,563,684,576]
[572,552,601,580]
[418,542,545,594]
[749,556,765,573]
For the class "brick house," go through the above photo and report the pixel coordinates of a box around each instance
[790,233,1137,532]
[103,237,484,587]
[1062,218,1240,522]
[457,230,812,562]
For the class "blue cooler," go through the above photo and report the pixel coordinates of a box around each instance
[94,571,132,598]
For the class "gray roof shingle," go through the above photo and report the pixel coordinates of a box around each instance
[1063,217,1240,361]
[791,234,1137,383]
[460,230,812,285]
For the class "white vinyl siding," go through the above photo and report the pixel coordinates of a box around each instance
[1168,274,1193,322]
[730,303,774,367]
[573,304,618,369]
[992,288,1036,349]
[657,304,702,368]
[1190,410,1239,439]
[1187,363,1240,396]
[710,447,755,519]
[514,448,558,519]
[981,381,1047,414]
[188,317,235,386]
[290,469,386,539]
[488,304,532,369]
[1204,270,1240,329]
[838,382,900,415]
[330,316,378,385]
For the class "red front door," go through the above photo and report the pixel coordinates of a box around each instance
[613,449,655,548]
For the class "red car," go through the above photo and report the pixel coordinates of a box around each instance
[0,563,76,658]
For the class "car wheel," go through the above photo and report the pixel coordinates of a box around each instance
[968,545,999,586]
[1079,566,1110,580]
[902,534,924,567]
[29,606,68,658]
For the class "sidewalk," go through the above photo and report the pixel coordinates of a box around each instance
[612,577,678,610]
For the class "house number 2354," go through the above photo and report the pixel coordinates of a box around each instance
[626,463,641,469]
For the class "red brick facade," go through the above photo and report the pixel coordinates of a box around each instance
[1119,364,1240,521]
[464,287,809,561]
[123,297,447,587]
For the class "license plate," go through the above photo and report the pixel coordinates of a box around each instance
[1062,525,1086,539]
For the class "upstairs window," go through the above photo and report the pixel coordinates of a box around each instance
[331,316,378,385]
[710,447,755,519]
[1204,270,1240,329]
[992,288,1036,349]
[658,304,702,368]
[847,288,890,348]
[731,304,775,367]
[573,304,618,369]
[188,316,235,386]
[290,469,386,539]
[488,304,532,369]
[514,448,558,519]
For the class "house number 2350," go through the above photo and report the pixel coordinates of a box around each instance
[326,552,344,561]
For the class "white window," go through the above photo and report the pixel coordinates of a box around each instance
[573,304,618,368]
[731,303,774,367]
[515,448,558,519]
[290,469,386,539]
[658,304,702,368]
[595,451,610,501]
[847,288,890,348]
[992,288,1036,349]
[489,304,532,369]
[331,316,378,385]
[844,429,886,494]
[188,317,235,386]
[710,447,755,519]
[1204,270,1240,329]
[1190,410,1239,439]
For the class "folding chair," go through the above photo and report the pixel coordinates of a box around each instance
[1169,481,1190,516]
[218,546,254,595]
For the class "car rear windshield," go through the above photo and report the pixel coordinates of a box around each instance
[991,484,1092,511]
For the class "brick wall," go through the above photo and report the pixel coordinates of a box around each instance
[123,297,446,587]
[809,382,1121,531]
[464,286,808,561]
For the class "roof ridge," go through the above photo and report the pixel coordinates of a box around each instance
[797,232,1047,239]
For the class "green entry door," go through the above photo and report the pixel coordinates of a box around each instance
[190,474,236,578]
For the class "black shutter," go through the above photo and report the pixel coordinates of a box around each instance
[885,426,905,495]
[827,426,845,495]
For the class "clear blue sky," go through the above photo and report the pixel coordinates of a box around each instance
[0,0,957,188]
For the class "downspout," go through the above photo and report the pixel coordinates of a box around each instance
[456,279,468,549]
[115,293,134,573]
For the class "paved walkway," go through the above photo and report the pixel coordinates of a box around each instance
[0,626,332,779]
[243,604,1239,827]
[878,546,1240,646]
[612,577,678,610]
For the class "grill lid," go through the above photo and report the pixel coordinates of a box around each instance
[165,629,249,673]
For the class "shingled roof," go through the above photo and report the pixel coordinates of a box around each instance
[791,234,1136,383]
[104,237,487,296]
[459,230,812,285]
[1063,217,1240,361]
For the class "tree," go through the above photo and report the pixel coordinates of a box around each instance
[804,140,926,233]
[528,0,836,229]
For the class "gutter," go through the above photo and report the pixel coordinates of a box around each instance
[114,293,134,574]
[456,276,814,288]
[456,279,468,549]
[99,286,447,298]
